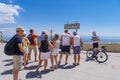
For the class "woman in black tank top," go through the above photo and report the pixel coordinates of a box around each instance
[36,34,53,73]
[41,40,49,52]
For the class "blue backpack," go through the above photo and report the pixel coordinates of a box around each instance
[27,34,33,44]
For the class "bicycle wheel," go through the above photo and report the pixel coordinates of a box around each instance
[86,48,94,58]
[95,51,108,63]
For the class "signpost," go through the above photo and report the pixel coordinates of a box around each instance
[50,29,52,41]
[0,31,2,43]
[64,22,80,33]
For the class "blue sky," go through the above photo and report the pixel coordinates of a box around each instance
[0,0,120,37]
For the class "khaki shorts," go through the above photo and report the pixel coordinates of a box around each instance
[13,55,22,70]
[28,45,37,54]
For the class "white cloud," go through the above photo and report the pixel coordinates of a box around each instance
[0,3,22,24]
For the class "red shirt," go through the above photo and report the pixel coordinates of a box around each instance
[30,33,38,45]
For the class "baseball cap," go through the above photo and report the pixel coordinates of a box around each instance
[42,30,46,34]
[42,30,46,33]
[16,27,24,32]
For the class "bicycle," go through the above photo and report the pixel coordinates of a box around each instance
[86,46,108,63]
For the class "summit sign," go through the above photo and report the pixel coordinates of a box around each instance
[64,22,80,30]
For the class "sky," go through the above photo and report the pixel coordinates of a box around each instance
[0,0,120,37]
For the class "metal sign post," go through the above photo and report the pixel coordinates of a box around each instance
[50,29,52,41]
[0,31,2,43]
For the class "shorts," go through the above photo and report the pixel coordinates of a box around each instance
[24,48,29,54]
[93,43,99,48]
[13,55,22,70]
[61,46,70,53]
[41,52,50,60]
[52,48,59,56]
[73,46,81,54]
[28,45,37,54]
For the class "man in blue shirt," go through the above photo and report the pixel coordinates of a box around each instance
[13,27,25,80]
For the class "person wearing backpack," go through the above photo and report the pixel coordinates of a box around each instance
[36,34,53,73]
[27,29,38,62]
[13,27,25,80]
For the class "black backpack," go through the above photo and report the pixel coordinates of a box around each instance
[4,35,17,56]
[27,34,33,44]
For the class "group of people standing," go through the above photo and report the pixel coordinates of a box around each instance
[11,27,99,80]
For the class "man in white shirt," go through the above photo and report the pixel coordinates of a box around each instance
[59,30,71,65]
[72,32,82,66]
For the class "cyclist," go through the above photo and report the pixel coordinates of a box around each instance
[91,31,100,52]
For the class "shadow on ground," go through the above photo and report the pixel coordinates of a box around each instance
[85,58,95,62]
[1,69,12,75]
[26,69,52,79]
[2,59,13,62]
[26,65,38,70]
[40,69,52,74]
[61,65,76,69]
[26,71,42,79]
[4,62,13,66]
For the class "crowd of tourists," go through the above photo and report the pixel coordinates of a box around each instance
[9,27,99,80]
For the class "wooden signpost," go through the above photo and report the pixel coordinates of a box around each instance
[64,22,80,33]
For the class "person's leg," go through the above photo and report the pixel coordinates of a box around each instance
[65,52,69,64]
[13,68,19,80]
[65,46,70,64]
[36,60,43,71]
[13,55,22,80]
[58,52,63,64]
[23,53,27,68]
[44,60,48,72]
[28,46,32,60]
[73,47,77,65]
[78,54,80,65]
[33,46,38,62]
[77,46,81,65]
[59,46,65,64]
[36,52,44,71]
[55,55,58,69]
[74,54,77,65]
[26,48,29,64]
[39,49,41,60]
[50,54,54,70]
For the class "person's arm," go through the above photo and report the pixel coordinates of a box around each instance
[16,37,25,54]
[60,35,63,42]
[37,37,40,48]
[53,40,56,48]
[80,38,83,47]
[70,37,73,45]
[71,37,74,47]
[48,42,53,51]
[38,40,41,49]
[26,38,30,45]
[18,43,25,54]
